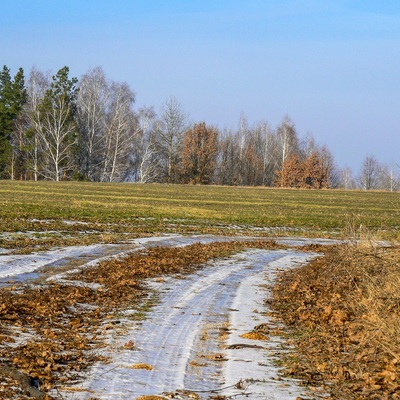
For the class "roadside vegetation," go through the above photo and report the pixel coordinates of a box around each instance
[272,235,400,399]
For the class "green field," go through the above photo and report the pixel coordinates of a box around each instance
[1,181,399,249]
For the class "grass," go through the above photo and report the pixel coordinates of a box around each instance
[1,181,399,250]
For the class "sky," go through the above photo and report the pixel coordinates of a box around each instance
[1,0,400,173]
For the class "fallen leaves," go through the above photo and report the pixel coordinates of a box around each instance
[127,363,154,370]
[239,331,269,341]
[272,243,400,399]
[0,239,280,398]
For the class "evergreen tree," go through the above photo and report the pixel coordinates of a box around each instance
[0,66,26,178]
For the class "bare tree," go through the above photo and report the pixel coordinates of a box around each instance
[237,113,249,185]
[76,66,110,180]
[319,145,339,188]
[24,67,50,180]
[276,115,300,165]
[34,67,78,181]
[133,106,161,183]
[255,121,278,186]
[100,82,135,182]
[376,163,400,192]
[216,129,240,186]
[358,155,380,190]
[301,132,318,158]
[155,96,187,183]
[338,167,356,189]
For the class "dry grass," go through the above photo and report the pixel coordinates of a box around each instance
[347,242,400,361]
[272,239,400,399]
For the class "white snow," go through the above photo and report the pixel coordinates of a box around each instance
[0,234,338,283]
[0,244,108,280]
[55,246,328,399]
[0,235,196,282]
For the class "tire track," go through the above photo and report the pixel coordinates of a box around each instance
[63,247,322,399]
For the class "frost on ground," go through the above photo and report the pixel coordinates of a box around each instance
[54,244,326,399]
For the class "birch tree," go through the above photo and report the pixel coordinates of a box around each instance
[358,155,380,190]
[76,66,110,180]
[255,121,278,186]
[24,67,50,180]
[100,82,135,182]
[276,115,299,166]
[134,106,160,183]
[155,96,187,183]
[338,167,356,189]
[33,67,78,181]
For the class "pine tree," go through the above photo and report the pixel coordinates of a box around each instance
[0,66,26,178]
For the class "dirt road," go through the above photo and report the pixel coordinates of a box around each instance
[53,239,323,399]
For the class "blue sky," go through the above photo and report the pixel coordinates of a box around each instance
[2,0,400,172]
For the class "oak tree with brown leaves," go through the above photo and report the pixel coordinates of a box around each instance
[302,152,330,189]
[274,152,330,189]
[274,154,304,188]
[180,122,218,184]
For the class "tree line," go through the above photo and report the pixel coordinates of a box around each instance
[0,65,398,190]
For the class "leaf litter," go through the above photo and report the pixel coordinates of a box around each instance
[0,235,335,399]
[272,241,400,399]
